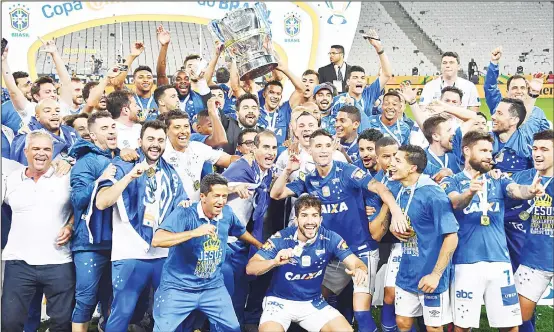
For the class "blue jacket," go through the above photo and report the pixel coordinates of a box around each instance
[10,117,78,165]
[68,139,117,251]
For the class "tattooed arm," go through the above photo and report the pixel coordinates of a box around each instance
[418,232,458,293]
[506,180,544,200]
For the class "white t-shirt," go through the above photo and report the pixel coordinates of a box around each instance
[2,167,72,265]
[275,147,347,181]
[163,141,223,201]
[115,122,142,150]
[20,100,72,125]
[419,77,480,108]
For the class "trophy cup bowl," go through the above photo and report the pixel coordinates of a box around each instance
[209,2,278,81]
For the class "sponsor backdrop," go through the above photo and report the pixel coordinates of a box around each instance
[2,0,553,307]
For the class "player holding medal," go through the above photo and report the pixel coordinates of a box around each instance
[511,130,554,332]
[441,131,545,331]
[246,195,368,332]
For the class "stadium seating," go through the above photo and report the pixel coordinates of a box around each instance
[400,2,554,75]
[36,21,219,78]
[35,2,553,77]
[348,2,439,76]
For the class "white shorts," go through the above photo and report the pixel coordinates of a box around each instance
[260,296,342,331]
[323,249,379,295]
[515,264,554,303]
[452,262,522,329]
[384,243,402,288]
[395,286,452,327]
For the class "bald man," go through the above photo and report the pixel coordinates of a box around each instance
[10,99,79,166]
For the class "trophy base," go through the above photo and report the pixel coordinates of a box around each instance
[239,54,278,81]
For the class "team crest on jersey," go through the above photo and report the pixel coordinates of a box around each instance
[352,168,365,180]
[440,182,448,190]
[299,171,306,181]
[337,239,349,250]
[315,249,325,256]
[262,239,275,251]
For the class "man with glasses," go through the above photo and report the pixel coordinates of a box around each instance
[318,45,352,93]
[236,128,259,156]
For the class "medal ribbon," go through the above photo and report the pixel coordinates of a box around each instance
[380,119,402,146]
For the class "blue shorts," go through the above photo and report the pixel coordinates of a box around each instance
[153,285,240,332]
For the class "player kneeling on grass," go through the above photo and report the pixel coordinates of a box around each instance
[246,195,369,332]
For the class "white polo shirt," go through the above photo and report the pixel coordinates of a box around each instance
[115,121,142,150]
[2,166,72,265]
[419,76,481,108]
[163,140,223,201]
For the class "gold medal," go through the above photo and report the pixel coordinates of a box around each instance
[481,215,490,226]
[519,211,530,221]
[146,167,156,178]
[194,180,200,191]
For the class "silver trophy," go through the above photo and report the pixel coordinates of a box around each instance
[209,2,277,81]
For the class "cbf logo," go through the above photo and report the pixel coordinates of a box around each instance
[284,12,300,43]
[9,3,30,37]
[325,1,351,25]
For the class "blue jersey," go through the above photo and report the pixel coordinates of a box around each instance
[258,226,353,301]
[320,114,335,135]
[511,169,554,272]
[363,169,402,246]
[340,139,359,162]
[330,78,382,132]
[258,101,292,146]
[395,175,458,294]
[286,161,373,253]
[368,116,410,146]
[452,127,464,169]
[219,84,237,118]
[485,62,552,133]
[179,90,206,121]
[442,171,514,264]
[134,94,159,122]
[425,148,462,174]
[492,127,536,174]
[158,203,246,290]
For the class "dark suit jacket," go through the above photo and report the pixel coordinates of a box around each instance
[318,63,352,93]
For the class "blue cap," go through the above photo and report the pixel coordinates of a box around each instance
[313,83,334,96]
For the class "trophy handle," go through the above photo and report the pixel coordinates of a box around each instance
[254,2,272,38]
[208,20,226,43]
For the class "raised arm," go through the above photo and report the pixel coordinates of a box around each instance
[269,154,300,200]
[281,57,307,109]
[484,46,503,114]
[365,29,392,90]
[39,38,72,107]
[95,163,145,210]
[113,41,146,89]
[156,25,171,86]
[82,65,121,114]
[203,97,228,147]
[203,41,224,86]
[446,174,482,210]
[1,47,30,111]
